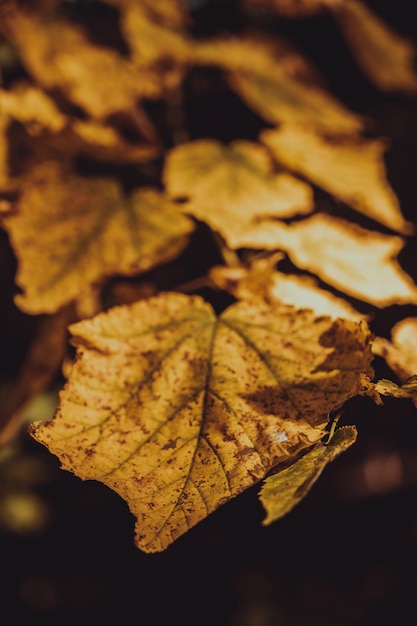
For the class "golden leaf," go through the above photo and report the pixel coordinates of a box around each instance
[194,35,364,135]
[0,83,67,134]
[373,318,417,409]
[2,162,194,314]
[210,259,365,321]
[331,0,417,94]
[1,7,161,119]
[259,425,357,525]
[121,4,194,67]
[262,125,414,235]
[69,119,159,163]
[230,213,417,307]
[374,376,417,399]
[102,0,189,28]
[164,139,313,247]
[30,293,374,552]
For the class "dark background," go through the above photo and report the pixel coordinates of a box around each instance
[1,0,417,623]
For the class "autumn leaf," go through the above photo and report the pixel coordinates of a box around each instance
[164,139,313,247]
[121,3,194,67]
[331,0,417,94]
[259,425,357,525]
[374,376,417,399]
[209,259,365,321]
[0,306,74,447]
[1,162,194,314]
[372,318,417,409]
[30,292,374,552]
[262,124,414,235]
[244,0,417,94]
[232,213,417,307]
[194,36,364,135]
[0,6,162,119]
[0,83,67,134]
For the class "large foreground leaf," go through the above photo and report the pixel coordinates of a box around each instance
[30,293,374,552]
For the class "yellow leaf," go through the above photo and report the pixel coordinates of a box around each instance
[102,0,189,29]
[2,162,194,314]
[164,139,313,247]
[259,425,357,525]
[231,213,417,307]
[121,4,194,67]
[373,318,417,409]
[195,35,364,135]
[70,119,159,164]
[330,0,417,94]
[374,376,417,399]
[30,293,374,552]
[262,125,414,235]
[1,7,161,118]
[0,83,67,134]
[210,259,365,321]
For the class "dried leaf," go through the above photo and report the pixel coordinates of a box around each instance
[331,0,417,94]
[69,119,159,163]
[121,4,194,67]
[102,0,189,28]
[373,318,417,409]
[0,306,74,447]
[243,0,417,94]
[1,7,161,118]
[2,162,194,314]
[164,139,313,247]
[259,425,357,525]
[30,293,373,552]
[210,259,365,321]
[231,213,417,307]
[0,83,67,134]
[262,125,414,235]
[195,35,364,135]
[374,376,417,399]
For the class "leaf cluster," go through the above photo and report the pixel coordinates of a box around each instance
[0,0,417,552]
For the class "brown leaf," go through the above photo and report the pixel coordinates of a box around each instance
[164,139,313,247]
[30,292,374,552]
[194,35,364,135]
[262,124,415,235]
[330,0,417,94]
[0,305,74,447]
[259,425,357,525]
[230,213,417,307]
[2,162,194,314]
